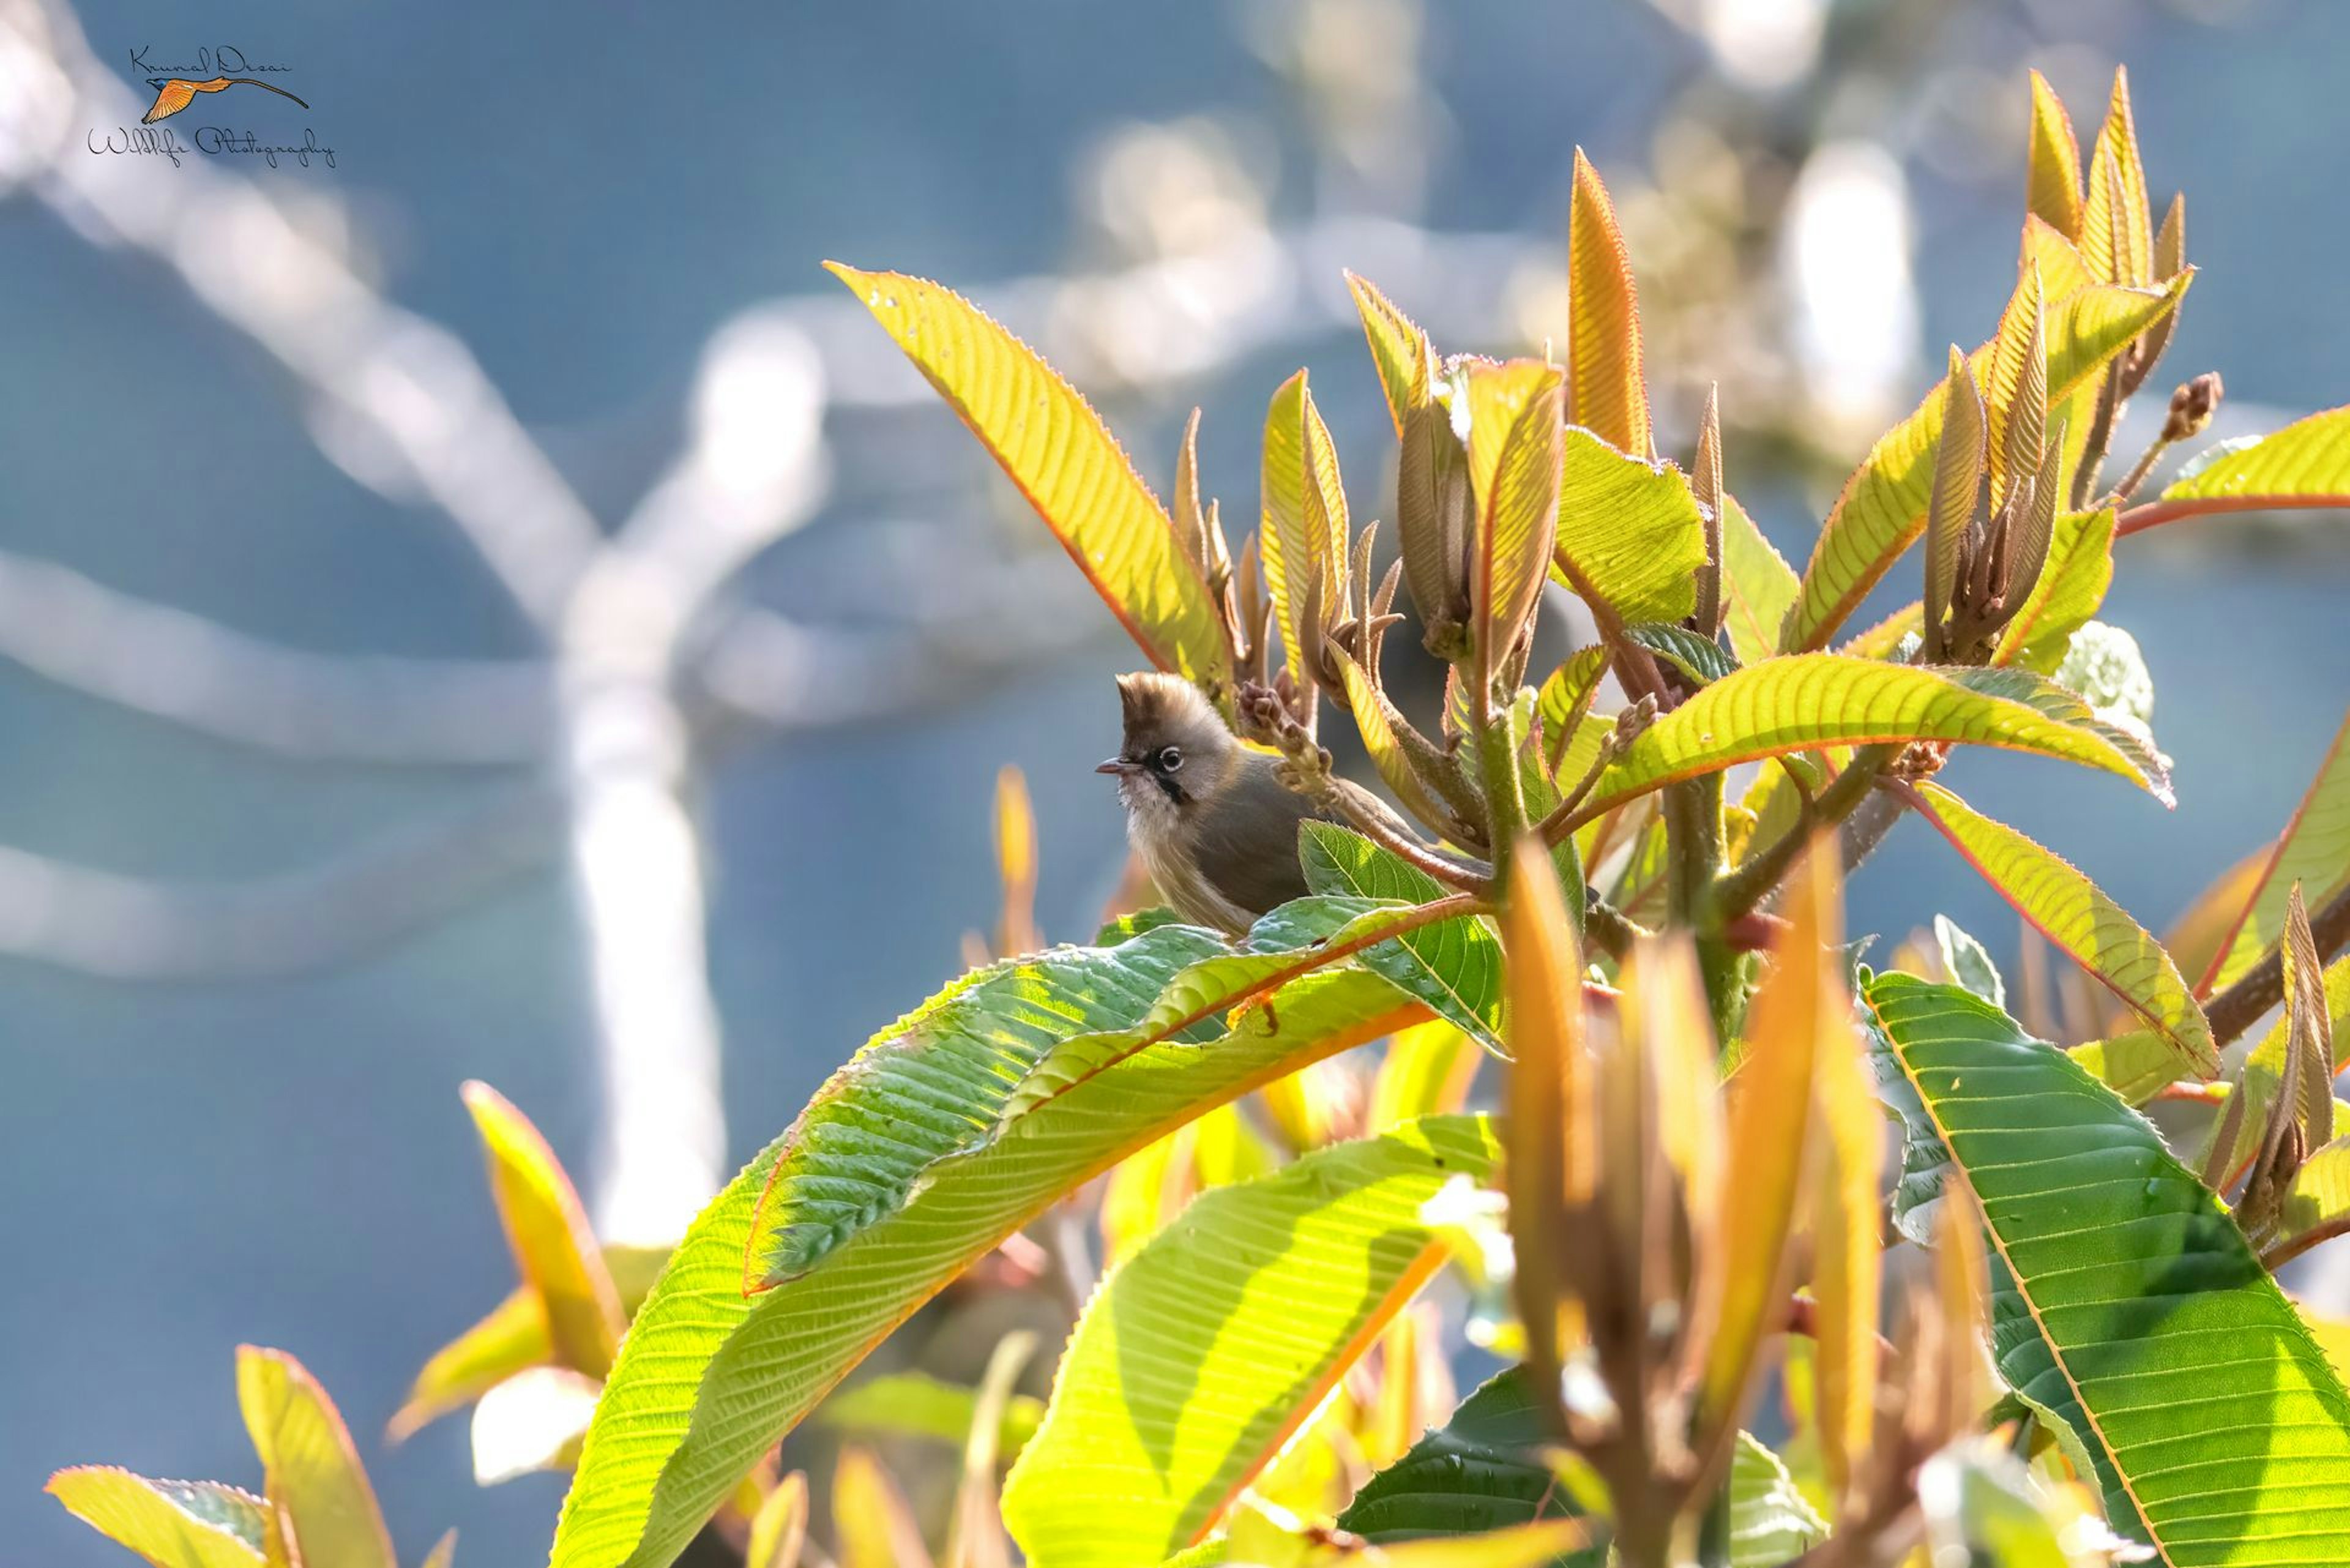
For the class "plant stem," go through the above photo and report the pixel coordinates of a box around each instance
[1712,745,1900,923]
[2072,367,2126,510]
[2204,876,2350,1048]
[2116,491,2350,539]
[1667,773,1743,1037]
[1476,693,1531,889]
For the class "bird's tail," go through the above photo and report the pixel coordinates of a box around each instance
[227,78,310,110]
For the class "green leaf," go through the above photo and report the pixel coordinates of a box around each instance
[2201,707,2350,994]
[1728,1432,1829,1568]
[1003,897,1466,1123]
[1535,647,1611,777]
[1622,622,1735,685]
[2163,406,2350,506]
[1575,655,2173,823]
[237,1347,397,1568]
[1553,427,1706,630]
[550,928,1427,1568]
[1783,273,2189,652]
[827,265,1229,693]
[1933,914,2007,1009]
[48,1471,269,1568]
[1863,973,2350,1562]
[1906,782,2214,1075]
[2052,620,2153,725]
[1002,1116,1504,1568]
[1332,1366,1595,1559]
[1717,494,1797,665]
[1299,822,1504,1054]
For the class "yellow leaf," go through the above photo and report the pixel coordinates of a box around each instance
[994,765,1039,955]
[1906,783,2215,1075]
[1370,1020,1482,1132]
[387,1288,550,1442]
[462,1081,625,1377]
[1700,840,1835,1431]
[1782,271,2187,651]
[829,264,1230,692]
[2201,707,2350,995]
[1260,371,1313,690]
[236,1346,397,1568]
[1807,861,1880,1510]
[1345,271,1433,438]
[1463,360,1565,697]
[1329,644,1460,848]
[1554,428,1706,629]
[2079,69,2153,286]
[2013,226,2092,329]
[946,1332,1038,1568]
[1718,493,1797,665]
[47,1469,269,1568]
[1326,1518,1591,1566]
[1502,834,1590,1410]
[418,1528,458,1568]
[1984,266,2048,509]
[1301,381,1352,645]
[469,1365,599,1485]
[1567,149,1652,456]
[747,1473,808,1568]
[2026,70,2084,240]
[832,1447,935,1568]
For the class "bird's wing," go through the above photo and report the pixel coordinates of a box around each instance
[1189,761,1321,920]
[142,80,198,123]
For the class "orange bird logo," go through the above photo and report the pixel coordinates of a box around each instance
[141,76,310,125]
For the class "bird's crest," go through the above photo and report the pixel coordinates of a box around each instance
[1115,671,1218,741]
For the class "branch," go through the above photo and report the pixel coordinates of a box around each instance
[1710,745,1901,924]
[0,548,555,764]
[2205,876,2350,1049]
[0,783,558,980]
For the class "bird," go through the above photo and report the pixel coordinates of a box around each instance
[1097,671,1414,936]
[141,77,310,125]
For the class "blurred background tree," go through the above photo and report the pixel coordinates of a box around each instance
[1,0,2345,1561]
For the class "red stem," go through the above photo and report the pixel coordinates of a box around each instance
[2115,493,2350,539]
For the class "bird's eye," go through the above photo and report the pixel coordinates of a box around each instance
[1157,745,1184,772]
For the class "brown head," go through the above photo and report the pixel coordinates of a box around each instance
[1095,672,1241,816]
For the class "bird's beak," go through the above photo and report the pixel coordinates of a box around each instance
[1096,758,1132,775]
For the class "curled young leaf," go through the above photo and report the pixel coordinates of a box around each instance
[1463,360,1566,703]
[2079,68,2154,287]
[1922,347,1986,662]
[1346,270,1434,439]
[1567,149,1652,456]
[461,1081,625,1379]
[2026,69,2084,240]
